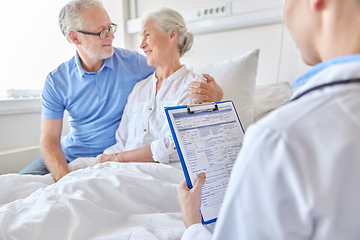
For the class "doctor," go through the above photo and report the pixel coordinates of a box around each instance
[178,0,360,239]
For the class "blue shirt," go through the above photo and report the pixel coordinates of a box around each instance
[42,48,155,161]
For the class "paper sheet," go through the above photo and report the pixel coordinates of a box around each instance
[166,101,244,223]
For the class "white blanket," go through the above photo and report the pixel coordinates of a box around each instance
[0,159,186,240]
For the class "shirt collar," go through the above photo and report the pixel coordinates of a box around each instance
[291,54,360,89]
[75,50,115,78]
[151,65,188,83]
[167,65,187,82]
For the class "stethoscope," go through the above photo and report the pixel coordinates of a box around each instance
[290,78,360,102]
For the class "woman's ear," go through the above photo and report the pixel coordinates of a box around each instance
[169,29,178,42]
[69,31,81,45]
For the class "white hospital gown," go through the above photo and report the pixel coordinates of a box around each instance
[104,66,205,164]
[182,61,360,239]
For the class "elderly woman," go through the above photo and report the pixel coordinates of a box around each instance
[97,8,205,164]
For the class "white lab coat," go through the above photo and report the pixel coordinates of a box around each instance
[182,60,360,239]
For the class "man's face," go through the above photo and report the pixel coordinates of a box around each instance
[77,6,114,61]
[284,0,321,65]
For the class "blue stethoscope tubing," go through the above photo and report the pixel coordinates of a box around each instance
[290,78,360,102]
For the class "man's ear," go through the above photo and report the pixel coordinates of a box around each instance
[69,31,81,45]
[310,0,326,11]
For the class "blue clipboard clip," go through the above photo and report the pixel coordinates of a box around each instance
[187,102,219,114]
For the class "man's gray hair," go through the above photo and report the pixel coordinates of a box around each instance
[141,8,194,57]
[59,0,103,43]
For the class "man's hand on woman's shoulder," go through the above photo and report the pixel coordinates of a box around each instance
[189,74,223,103]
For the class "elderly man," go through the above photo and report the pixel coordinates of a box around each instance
[19,0,223,182]
[178,0,360,239]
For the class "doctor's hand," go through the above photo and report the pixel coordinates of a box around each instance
[177,172,206,228]
[96,153,123,164]
[189,74,223,104]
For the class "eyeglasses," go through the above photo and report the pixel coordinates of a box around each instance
[77,23,117,39]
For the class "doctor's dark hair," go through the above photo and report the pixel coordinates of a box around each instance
[59,0,104,43]
[141,8,194,57]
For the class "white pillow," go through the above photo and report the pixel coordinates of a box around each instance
[254,82,292,122]
[190,49,259,130]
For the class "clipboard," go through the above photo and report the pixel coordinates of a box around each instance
[164,100,245,224]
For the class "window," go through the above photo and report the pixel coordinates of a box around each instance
[0,0,74,99]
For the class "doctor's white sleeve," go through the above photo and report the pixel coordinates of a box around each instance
[181,223,213,240]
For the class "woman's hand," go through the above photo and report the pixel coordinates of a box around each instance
[96,153,123,164]
[96,146,154,164]
[189,74,224,103]
[177,172,206,228]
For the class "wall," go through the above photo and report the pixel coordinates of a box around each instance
[126,0,311,85]
[0,99,69,174]
[129,23,285,85]
[0,99,41,174]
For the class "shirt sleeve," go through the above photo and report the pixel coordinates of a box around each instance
[150,132,177,164]
[181,224,213,240]
[41,74,65,119]
[210,124,312,240]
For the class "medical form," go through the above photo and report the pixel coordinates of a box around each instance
[165,101,245,224]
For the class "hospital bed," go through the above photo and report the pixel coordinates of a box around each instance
[0,47,294,239]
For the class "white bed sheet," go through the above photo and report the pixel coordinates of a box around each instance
[0,81,292,239]
[0,159,186,240]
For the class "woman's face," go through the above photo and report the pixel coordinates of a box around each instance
[140,20,174,67]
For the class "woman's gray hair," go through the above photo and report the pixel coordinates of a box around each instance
[59,0,104,43]
[141,8,194,57]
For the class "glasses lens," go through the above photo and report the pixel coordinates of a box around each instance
[100,30,108,39]
[99,24,117,39]
[111,24,117,33]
